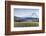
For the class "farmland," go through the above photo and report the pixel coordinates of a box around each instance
[14,22,39,27]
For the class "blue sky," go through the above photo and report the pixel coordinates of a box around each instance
[14,8,39,18]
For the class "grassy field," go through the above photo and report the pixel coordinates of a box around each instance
[14,22,39,27]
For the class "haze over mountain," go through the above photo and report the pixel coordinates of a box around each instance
[14,8,39,22]
[14,8,39,18]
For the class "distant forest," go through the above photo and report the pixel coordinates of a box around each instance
[14,16,39,22]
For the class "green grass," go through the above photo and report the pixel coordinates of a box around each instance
[14,22,39,27]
